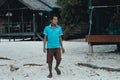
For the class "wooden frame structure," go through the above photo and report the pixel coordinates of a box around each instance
[86,0,120,54]
[0,0,59,41]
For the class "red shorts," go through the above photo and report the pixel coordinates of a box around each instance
[47,48,61,64]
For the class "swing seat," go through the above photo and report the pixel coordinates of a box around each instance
[85,35,120,54]
[85,35,120,45]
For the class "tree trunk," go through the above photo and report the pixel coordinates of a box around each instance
[117,44,120,51]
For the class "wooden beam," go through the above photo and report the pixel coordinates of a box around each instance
[86,35,120,54]
[86,35,120,42]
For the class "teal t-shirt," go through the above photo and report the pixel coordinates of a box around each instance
[43,24,63,48]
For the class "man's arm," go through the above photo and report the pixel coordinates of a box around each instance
[60,36,65,53]
[43,35,47,53]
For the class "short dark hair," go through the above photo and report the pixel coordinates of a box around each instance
[50,14,59,20]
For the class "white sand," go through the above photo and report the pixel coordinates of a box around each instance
[0,41,120,80]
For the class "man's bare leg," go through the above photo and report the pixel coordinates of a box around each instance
[48,63,52,78]
[55,62,61,75]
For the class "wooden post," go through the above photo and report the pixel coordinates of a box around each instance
[8,12,11,42]
[21,10,24,40]
[9,38,11,42]
[88,43,93,56]
[88,0,93,35]
[87,0,93,56]
[117,44,120,52]
[7,3,11,42]
[33,10,36,41]
[13,37,15,42]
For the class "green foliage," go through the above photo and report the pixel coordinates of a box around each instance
[57,0,88,24]
[57,0,120,25]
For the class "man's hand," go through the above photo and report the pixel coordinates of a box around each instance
[43,47,47,53]
[43,35,47,53]
[61,47,65,53]
[60,37,64,53]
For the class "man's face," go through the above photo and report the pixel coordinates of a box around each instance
[51,16,58,25]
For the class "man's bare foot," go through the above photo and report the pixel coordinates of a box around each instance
[47,74,52,78]
[55,68,61,75]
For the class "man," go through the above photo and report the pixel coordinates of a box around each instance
[43,15,65,78]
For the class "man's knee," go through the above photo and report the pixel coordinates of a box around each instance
[56,58,61,63]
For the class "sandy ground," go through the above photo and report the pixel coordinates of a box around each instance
[0,41,120,80]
